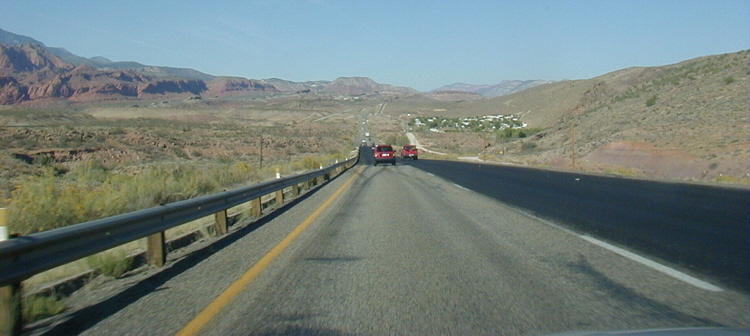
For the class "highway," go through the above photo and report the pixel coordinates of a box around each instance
[407,159,750,291]
[34,148,748,335]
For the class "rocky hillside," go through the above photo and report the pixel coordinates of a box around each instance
[260,78,330,93]
[0,43,278,104]
[448,50,749,182]
[433,80,555,97]
[1,28,215,81]
[0,43,72,73]
[426,90,484,101]
[207,77,280,96]
[323,77,418,95]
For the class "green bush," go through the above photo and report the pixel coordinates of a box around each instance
[87,250,132,278]
[5,150,348,235]
[495,128,543,142]
[298,157,322,170]
[385,134,410,146]
[23,294,66,323]
[7,162,257,235]
[521,142,537,152]
[646,95,658,107]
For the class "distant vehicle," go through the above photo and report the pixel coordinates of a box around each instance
[365,132,370,137]
[401,145,418,160]
[373,145,396,166]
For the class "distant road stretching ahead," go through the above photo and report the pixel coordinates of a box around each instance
[35,148,748,335]
[407,159,750,291]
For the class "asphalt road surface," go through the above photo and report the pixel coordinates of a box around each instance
[35,152,748,335]
[406,159,750,291]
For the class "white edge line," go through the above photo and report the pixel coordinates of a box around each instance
[453,183,470,191]
[516,210,724,292]
[414,167,724,292]
[579,235,723,292]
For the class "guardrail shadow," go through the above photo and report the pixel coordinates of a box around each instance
[31,179,333,336]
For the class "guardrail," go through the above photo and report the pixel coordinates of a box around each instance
[0,156,357,335]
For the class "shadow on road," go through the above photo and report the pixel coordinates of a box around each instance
[30,176,341,336]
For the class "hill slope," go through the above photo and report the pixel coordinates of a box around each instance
[0,43,278,104]
[0,28,215,81]
[323,77,418,95]
[420,51,749,182]
[433,79,555,97]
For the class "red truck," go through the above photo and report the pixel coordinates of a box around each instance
[401,145,418,160]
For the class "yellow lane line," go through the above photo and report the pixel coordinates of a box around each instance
[175,166,364,336]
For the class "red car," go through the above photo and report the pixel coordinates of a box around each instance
[373,145,396,166]
[401,145,418,160]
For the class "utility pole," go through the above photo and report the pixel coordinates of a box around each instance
[259,133,263,169]
[482,132,490,162]
[570,120,576,170]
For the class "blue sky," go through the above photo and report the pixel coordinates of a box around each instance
[1,1,747,91]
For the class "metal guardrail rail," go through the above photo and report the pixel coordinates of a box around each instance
[0,156,357,335]
[0,157,355,286]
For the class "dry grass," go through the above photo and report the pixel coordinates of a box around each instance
[401,51,750,183]
[4,51,749,304]
[1,96,363,297]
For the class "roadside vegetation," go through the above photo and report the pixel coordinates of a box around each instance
[0,100,357,323]
[0,103,355,236]
[6,161,254,235]
[3,150,349,236]
[86,250,134,278]
[23,293,67,323]
[410,114,526,132]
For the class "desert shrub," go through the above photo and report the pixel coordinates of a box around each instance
[68,160,109,184]
[7,161,257,235]
[385,134,410,146]
[521,142,538,152]
[646,95,658,107]
[87,250,132,278]
[297,157,322,170]
[23,293,66,323]
[32,154,55,167]
[715,174,740,184]
[109,127,127,135]
[217,156,233,164]
[724,76,735,85]
[616,167,638,177]
[173,147,190,159]
[495,128,543,142]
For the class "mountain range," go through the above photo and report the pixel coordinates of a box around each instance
[0,28,216,81]
[0,28,549,104]
[0,29,550,104]
[432,80,556,97]
[0,43,282,104]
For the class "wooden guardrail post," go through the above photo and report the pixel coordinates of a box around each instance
[251,198,262,217]
[0,208,22,336]
[146,231,166,267]
[275,170,284,205]
[0,283,21,336]
[214,209,228,236]
[0,208,7,243]
[290,183,300,198]
[306,178,314,190]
